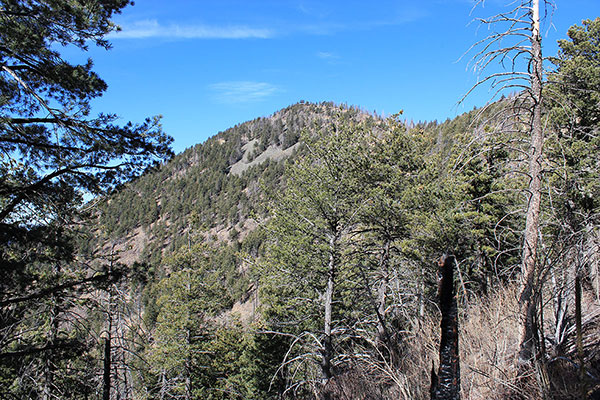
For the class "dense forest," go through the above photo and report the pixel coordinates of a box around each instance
[1,1,599,399]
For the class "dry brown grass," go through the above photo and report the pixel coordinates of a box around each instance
[374,283,536,399]
[459,284,525,399]
[406,282,599,399]
[388,284,527,400]
[311,281,600,399]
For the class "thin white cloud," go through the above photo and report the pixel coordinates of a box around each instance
[317,51,339,60]
[209,81,280,103]
[111,19,273,39]
[110,3,427,41]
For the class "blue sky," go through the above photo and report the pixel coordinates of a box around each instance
[71,0,600,153]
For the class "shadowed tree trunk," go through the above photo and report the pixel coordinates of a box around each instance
[431,255,460,400]
[103,336,111,400]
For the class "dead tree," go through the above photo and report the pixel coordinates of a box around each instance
[103,336,111,400]
[463,0,552,368]
[431,255,460,400]
[518,0,545,367]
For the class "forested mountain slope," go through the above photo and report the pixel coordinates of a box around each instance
[4,91,596,400]
[88,102,380,267]
[3,0,599,397]
[78,95,600,399]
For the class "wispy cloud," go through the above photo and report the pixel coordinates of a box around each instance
[209,81,280,103]
[317,51,339,60]
[111,19,273,39]
[110,3,427,41]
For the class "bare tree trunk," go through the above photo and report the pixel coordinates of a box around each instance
[43,262,60,400]
[42,303,57,400]
[376,239,392,346]
[419,264,426,319]
[587,227,600,303]
[320,234,336,400]
[518,0,544,366]
[103,336,111,400]
[159,369,167,400]
[185,370,191,400]
[116,311,132,400]
[575,274,587,399]
[104,248,116,400]
[431,255,460,400]
[372,238,401,368]
[551,270,569,350]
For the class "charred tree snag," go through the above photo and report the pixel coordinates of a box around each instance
[103,337,111,400]
[431,254,460,400]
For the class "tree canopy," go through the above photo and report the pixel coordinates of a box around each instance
[0,1,172,396]
[0,0,173,280]
[1,2,600,399]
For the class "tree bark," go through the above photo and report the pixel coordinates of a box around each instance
[103,252,115,400]
[42,305,57,400]
[518,0,544,366]
[575,274,587,399]
[376,239,391,344]
[432,255,460,400]
[103,337,111,400]
[320,234,337,400]
[43,264,60,400]
[160,369,167,400]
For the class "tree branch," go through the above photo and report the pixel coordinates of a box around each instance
[0,270,121,307]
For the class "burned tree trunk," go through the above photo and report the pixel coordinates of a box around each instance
[103,336,111,400]
[431,255,460,400]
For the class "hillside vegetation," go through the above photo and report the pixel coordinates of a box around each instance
[1,1,599,398]
[6,96,600,399]
[90,102,374,266]
[77,96,598,399]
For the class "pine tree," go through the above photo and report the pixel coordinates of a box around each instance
[262,117,368,398]
[0,1,172,396]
